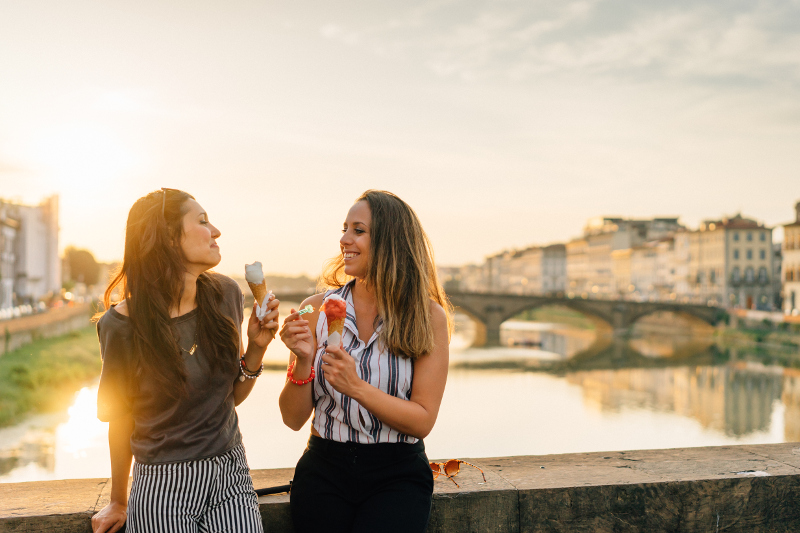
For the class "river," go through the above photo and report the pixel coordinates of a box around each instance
[1,311,797,483]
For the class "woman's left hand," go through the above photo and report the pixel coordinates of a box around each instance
[247,296,280,349]
[320,343,362,398]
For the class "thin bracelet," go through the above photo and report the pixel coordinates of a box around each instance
[240,356,263,379]
[287,361,315,386]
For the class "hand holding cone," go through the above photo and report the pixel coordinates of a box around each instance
[321,295,347,346]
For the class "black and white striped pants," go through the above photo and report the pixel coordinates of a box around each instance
[127,444,263,533]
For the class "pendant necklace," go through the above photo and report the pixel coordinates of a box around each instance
[180,328,199,355]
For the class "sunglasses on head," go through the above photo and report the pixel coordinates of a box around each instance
[430,459,486,488]
[160,187,183,217]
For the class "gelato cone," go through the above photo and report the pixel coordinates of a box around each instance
[248,280,268,308]
[321,294,347,346]
[245,262,271,320]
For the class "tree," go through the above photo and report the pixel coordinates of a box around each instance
[65,246,100,286]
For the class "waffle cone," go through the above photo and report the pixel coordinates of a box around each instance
[248,281,268,307]
[328,317,345,336]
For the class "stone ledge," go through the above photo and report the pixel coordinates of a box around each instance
[2,443,800,532]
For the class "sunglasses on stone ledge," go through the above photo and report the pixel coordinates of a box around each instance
[430,459,486,488]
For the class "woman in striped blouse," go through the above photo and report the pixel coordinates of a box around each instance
[279,190,452,533]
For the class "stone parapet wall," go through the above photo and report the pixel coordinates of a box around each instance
[2,443,800,532]
[1,303,92,356]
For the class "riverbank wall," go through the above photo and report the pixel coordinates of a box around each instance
[3,443,800,532]
[0,303,93,357]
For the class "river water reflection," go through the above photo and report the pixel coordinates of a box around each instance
[1,312,799,483]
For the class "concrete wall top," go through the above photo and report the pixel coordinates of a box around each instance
[1,303,91,335]
[3,443,800,532]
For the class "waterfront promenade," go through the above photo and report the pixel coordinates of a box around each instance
[2,443,800,532]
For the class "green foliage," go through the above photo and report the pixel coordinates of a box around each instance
[515,306,596,330]
[65,246,101,286]
[0,326,101,427]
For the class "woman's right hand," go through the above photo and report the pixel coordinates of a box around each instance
[91,501,127,533]
[280,309,313,361]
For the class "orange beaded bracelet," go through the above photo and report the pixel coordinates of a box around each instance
[287,361,315,385]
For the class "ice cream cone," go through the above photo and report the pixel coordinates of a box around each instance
[322,295,347,346]
[245,261,269,313]
[248,280,268,308]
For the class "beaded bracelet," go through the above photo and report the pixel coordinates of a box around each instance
[239,356,263,381]
[287,361,315,386]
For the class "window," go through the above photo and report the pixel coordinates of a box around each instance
[746,250,753,260]
[746,232,753,242]
[733,232,740,241]
[732,267,741,283]
[758,267,768,284]
[745,267,755,283]
[709,269,716,284]
[733,250,739,260]
[760,249,766,260]
[760,232,766,242]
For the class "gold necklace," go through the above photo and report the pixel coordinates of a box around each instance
[180,328,198,355]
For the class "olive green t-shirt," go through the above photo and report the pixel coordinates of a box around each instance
[96,272,244,464]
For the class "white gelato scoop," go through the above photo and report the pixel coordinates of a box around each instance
[245,261,271,320]
[245,261,264,284]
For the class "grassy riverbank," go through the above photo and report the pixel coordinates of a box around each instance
[515,307,598,329]
[0,325,100,427]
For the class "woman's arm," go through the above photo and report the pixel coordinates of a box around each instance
[321,301,449,440]
[278,294,324,431]
[233,297,280,405]
[91,414,134,533]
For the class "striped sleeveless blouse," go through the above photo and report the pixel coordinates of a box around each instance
[312,282,416,444]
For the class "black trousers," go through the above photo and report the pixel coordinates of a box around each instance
[290,435,434,533]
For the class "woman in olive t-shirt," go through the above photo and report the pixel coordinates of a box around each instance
[91,189,279,533]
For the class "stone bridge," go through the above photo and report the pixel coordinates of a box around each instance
[445,291,728,347]
[258,290,728,348]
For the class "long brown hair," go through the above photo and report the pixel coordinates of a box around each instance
[321,190,453,359]
[97,189,239,396]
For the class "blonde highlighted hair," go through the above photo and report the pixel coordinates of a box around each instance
[320,190,453,360]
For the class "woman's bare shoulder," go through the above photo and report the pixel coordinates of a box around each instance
[301,293,326,309]
[115,300,129,316]
[428,299,447,325]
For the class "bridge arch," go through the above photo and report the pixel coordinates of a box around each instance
[445,291,725,347]
[623,306,721,333]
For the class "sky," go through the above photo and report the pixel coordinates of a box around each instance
[1,0,799,277]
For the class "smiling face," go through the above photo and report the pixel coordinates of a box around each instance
[180,199,221,274]
[340,200,371,279]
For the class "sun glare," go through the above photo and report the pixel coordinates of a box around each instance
[57,386,107,457]
[32,123,138,186]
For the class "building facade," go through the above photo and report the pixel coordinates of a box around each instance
[570,217,683,298]
[675,214,775,309]
[783,201,800,315]
[566,237,589,297]
[541,244,566,294]
[0,196,61,309]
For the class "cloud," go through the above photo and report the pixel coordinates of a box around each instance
[333,0,800,86]
[320,23,360,46]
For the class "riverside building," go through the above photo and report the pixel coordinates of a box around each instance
[569,217,683,299]
[783,201,800,314]
[0,196,61,310]
[462,244,568,295]
[675,214,775,309]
